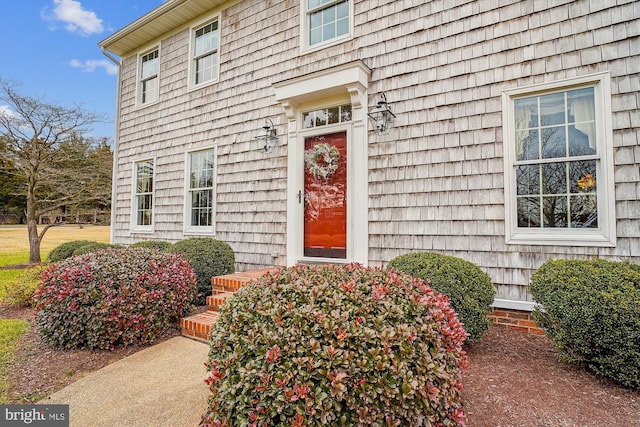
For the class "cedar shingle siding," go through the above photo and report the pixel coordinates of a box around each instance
[103,0,640,307]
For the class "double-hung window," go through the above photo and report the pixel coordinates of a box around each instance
[304,0,351,50]
[139,49,159,105]
[185,148,215,233]
[502,72,615,246]
[133,159,154,231]
[191,20,219,87]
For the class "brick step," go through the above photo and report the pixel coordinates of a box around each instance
[180,311,220,343]
[211,268,281,293]
[206,291,235,312]
[181,268,281,342]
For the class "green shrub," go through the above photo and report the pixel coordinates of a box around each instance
[387,252,496,342]
[530,258,640,389]
[35,248,197,350]
[171,238,234,305]
[202,264,468,426]
[1,265,47,307]
[130,240,173,251]
[47,240,98,262]
[71,242,121,256]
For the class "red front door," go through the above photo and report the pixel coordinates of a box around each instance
[303,132,347,258]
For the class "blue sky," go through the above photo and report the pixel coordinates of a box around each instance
[0,0,164,141]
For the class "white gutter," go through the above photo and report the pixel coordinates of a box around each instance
[100,47,121,245]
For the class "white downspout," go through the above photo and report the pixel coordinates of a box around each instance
[100,47,121,244]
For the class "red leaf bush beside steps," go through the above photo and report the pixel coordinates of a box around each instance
[35,248,197,350]
[201,264,469,427]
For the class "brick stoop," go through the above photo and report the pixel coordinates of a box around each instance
[180,268,281,343]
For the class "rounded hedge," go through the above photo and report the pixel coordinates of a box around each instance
[47,240,98,262]
[35,248,197,350]
[71,242,121,256]
[170,238,234,305]
[130,240,173,251]
[202,264,468,426]
[387,252,495,342]
[1,265,47,308]
[530,258,640,389]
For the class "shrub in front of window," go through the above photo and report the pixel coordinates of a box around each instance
[71,242,122,256]
[47,240,98,262]
[1,265,48,308]
[201,264,468,426]
[171,237,234,305]
[130,240,173,251]
[530,259,640,390]
[35,248,197,350]
[387,252,496,342]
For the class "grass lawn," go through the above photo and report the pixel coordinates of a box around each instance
[0,225,111,294]
[0,319,30,403]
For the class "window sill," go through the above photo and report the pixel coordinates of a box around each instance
[130,228,154,234]
[184,228,215,236]
[506,231,616,247]
[187,78,218,94]
[134,99,160,111]
[301,34,352,56]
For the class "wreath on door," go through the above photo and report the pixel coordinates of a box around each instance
[304,143,340,181]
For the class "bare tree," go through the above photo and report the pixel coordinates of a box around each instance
[0,79,107,263]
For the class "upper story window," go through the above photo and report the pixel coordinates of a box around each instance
[502,73,616,246]
[303,104,352,129]
[185,148,215,233]
[191,19,219,87]
[133,159,154,230]
[138,49,159,105]
[303,0,351,50]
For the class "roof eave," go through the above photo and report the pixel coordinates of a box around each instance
[98,0,228,57]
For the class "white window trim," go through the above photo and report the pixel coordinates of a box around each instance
[502,72,616,247]
[300,0,354,54]
[131,157,156,234]
[184,146,217,236]
[188,15,221,91]
[135,46,160,108]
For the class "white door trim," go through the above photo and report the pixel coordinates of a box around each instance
[274,61,370,266]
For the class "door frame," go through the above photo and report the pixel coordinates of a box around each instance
[273,61,370,266]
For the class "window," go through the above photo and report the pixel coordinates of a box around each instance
[304,0,351,49]
[139,49,159,105]
[191,20,219,87]
[133,160,154,230]
[186,148,215,233]
[302,104,352,129]
[503,73,615,246]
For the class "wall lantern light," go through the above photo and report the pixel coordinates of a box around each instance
[367,93,396,135]
[254,118,279,153]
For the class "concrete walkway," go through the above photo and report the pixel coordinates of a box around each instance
[39,337,210,427]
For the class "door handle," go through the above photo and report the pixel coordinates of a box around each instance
[297,190,303,203]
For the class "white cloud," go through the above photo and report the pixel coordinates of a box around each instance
[70,59,118,75]
[0,104,15,118]
[45,0,103,36]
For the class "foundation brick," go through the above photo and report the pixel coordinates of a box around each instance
[489,307,545,335]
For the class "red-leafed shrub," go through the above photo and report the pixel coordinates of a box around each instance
[201,264,468,427]
[35,248,197,350]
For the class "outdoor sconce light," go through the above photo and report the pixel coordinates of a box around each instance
[367,92,396,136]
[254,118,279,154]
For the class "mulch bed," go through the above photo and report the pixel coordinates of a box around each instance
[463,326,640,426]
[2,304,639,426]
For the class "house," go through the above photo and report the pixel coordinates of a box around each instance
[99,0,640,322]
